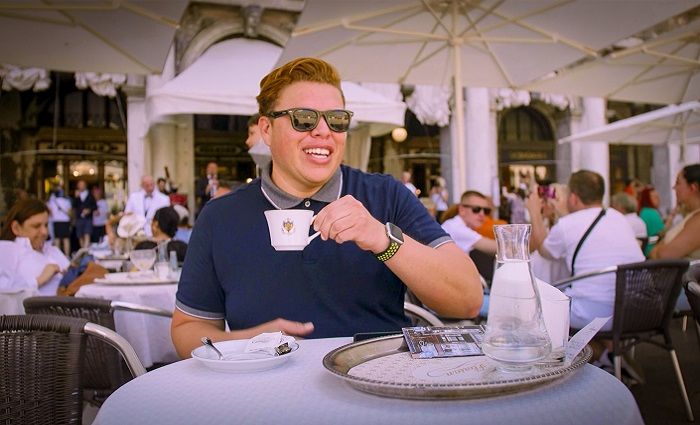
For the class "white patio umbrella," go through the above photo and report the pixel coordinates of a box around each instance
[0,1,188,74]
[524,17,700,104]
[146,38,407,136]
[559,100,700,146]
[277,0,698,197]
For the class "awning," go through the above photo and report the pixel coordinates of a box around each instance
[559,101,700,146]
[146,38,406,136]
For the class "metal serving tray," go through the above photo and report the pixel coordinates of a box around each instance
[323,334,591,400]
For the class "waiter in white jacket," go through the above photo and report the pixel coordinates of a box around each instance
[124,175,171,237]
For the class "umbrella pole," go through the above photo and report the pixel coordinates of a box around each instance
[452,43,467,201]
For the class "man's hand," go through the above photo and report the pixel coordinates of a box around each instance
[313,195,387,253]
[248,318,315,337]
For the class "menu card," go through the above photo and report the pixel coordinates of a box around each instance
[402,326,485,359]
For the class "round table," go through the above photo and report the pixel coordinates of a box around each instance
[94,337,644,425]
[76,282,178,367]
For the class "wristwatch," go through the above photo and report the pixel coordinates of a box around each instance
[375,222,404,262]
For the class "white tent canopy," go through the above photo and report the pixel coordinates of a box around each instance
[559,101,700,146]
[146,38,406,136]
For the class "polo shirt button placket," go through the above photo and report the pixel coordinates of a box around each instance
[304,200,311,208]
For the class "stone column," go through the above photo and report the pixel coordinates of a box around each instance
[123,75,147,196]
[440,125,453,204]
[150,120,177,182]
[569,97,609,201]
[175,115,196,222]
[463,87,494,196]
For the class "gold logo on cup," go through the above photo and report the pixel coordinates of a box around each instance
[282,218,295,235]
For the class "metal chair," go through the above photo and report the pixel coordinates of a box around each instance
[683,263,700,352]
[23,296,171,406]
[0,314,145,425]
[404,302,445,327]
[554,259,693,421]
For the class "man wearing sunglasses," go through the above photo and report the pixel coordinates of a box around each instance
[171,58,483,357]
[441,191,497,256]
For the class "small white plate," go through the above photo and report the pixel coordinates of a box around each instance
[191,339,299,373]
[94,272,177,285]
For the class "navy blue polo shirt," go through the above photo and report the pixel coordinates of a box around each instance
[176,165,452,338]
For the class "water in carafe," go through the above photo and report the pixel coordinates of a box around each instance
[482,224,551,371]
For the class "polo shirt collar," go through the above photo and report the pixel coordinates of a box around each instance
[260,164,342,209]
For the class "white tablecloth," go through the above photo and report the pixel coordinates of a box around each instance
[95,337,644,425]
[76,283,178,367]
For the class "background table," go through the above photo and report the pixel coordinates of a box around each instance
[76,282,178,367]
[95,337,644,425]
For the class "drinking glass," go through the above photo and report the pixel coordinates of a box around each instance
[129,248,156,272]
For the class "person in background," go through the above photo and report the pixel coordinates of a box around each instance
[134,206,188,264]
[527,170,644,332]
[46,184,72,256]
[623,178,644,202]
[475,196,507,239]
[91,186,109,244]
[72,179,96,249]
[650,164,700,261]
[195,161,219,217]
[124,175,171,238]
[157,177,172,195]
[1,199,70,295]
[172,204,192,244]
[611,192,647,240]
[247,113,273,173]
[637,186,664,256]
[401,171,418,196]
[171,57,482,358]
[429,176,449,221]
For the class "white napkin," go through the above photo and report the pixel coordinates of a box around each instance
[244,332,296,356]
[535,278,570,352]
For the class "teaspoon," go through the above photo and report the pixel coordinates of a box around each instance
[201,336,224,360]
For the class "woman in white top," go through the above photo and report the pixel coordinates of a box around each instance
[0,199,70,295]
[650,164,700,261]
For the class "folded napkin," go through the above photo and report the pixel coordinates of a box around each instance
[536,278,570,352]
[244,332,296,356]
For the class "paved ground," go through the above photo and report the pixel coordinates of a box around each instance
[628,316,699,424]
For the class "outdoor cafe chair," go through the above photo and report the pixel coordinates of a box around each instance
[683,262,700,352]
[23,296,171,406]
[554,258,693,421]
[0,314,145,425]
[404,301,444,327]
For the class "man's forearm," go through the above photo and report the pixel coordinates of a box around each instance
[386,238,482,318]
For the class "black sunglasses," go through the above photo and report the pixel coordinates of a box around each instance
[461,204,492,215]
[266,108,354,133]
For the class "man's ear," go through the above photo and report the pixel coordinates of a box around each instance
[259,116,272,147]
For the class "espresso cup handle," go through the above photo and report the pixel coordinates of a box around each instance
[307,231,321,244]
[307,214,320,244]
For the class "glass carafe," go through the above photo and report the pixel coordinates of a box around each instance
[482,224,551,371]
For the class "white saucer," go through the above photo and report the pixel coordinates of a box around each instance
[191,339,299,373]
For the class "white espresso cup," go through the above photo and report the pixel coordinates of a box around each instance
[264,209,321,251]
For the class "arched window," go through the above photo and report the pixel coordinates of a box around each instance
[498,107,553,144]
[497,106,556,189]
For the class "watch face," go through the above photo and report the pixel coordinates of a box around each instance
[387,222,404,244]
